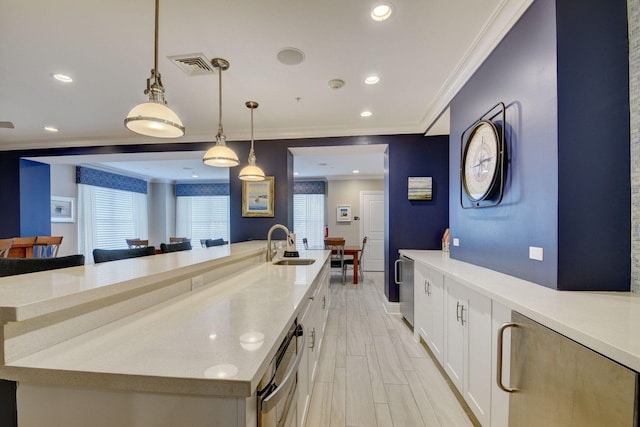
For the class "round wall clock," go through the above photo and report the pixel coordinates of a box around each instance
[462,120,501,202]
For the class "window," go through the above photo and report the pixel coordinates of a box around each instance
[176,196,230,243]
[293,193,325,248]
[78,184,149,261]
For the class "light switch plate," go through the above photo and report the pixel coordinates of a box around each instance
[529,246,543,261]
[453,238,460,247]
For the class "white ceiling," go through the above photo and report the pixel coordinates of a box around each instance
[2,0,532,180]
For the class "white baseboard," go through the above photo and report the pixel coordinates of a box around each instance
[382,299,401,315]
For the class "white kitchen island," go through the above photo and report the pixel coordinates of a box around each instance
[0,242,330,426]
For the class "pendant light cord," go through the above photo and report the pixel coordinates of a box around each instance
[154,0,159,75]
[250,107,254,150]
[218,68,223,136]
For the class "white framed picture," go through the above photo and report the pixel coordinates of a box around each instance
[336,205,351,222]
[51,195,75,223]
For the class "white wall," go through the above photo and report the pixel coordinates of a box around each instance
[326,179,384,246]
[148,182,176,248]
[50,164,78,257]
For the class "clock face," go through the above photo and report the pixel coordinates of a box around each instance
[462,121,500,202]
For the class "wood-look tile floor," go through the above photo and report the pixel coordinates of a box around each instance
[305,271,475,427]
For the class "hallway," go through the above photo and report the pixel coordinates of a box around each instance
[305,271,476,426]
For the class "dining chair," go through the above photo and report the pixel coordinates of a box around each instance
[325,238,346,284]
[160,241,192,253]
[204,238,226,247]
[169,237,190,243]
[93,247,156,264]
[343,236,367,281]
[0,239,13,258]
[0,254,85,277]
[126,238,149,249]
[33,236,63,258]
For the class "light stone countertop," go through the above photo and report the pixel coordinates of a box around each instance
[400,250,640,372]
[0,243,330,397]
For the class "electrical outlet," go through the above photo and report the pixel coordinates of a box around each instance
[453,238,460,247]
[529,246,543,261]
[191,275,204,290]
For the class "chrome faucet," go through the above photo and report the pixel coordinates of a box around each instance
[266,224,290,261]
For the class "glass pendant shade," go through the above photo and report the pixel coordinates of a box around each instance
[203,58,240,168]
[239,101,265,181]
[203,135,240,167]
[125,101,185,138]
[124,0,184,138]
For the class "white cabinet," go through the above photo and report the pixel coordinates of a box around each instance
[414,262,444,365]
[298,261,330,427]
[443,277,493,427]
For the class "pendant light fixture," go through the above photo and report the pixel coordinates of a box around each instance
[238,101,266,181]
[124,0,185,138]
[203,58,240,167]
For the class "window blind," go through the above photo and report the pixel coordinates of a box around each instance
[293,194,325,248]
[176,196,230,243]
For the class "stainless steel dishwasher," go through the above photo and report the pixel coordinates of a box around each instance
[394,254,414,327]
[257,322,305,427]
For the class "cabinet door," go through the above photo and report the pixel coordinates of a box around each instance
[414,263,429,342]
[443,278,466,392]
[297,301,312,427]
[463,286,492,427]
[426,269,445,365]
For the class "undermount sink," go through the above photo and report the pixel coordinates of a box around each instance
[273,258,316,266]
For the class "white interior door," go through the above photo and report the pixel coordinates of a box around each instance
[360,191,384,271]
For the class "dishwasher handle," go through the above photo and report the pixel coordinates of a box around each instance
[394,259,403,285]
[261,324,306,413]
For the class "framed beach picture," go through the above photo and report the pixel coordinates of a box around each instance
[408,177,433,201]
[51,195,75,223]
[336,205,351,222]
[242,176,275,217]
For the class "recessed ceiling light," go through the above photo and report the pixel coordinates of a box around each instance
[277,48,305,65]
[51,73,73,83]
[353,170,360,174]
[192,173,199,178]
[364,76,380,85]
[294,172,299,176]
[44,126,59,132]
[371,3,393,21]
[360,111,373,117]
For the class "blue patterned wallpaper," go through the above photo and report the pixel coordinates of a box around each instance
[76,166,147,194]
[176,183,230,196]
[293,180,326,195]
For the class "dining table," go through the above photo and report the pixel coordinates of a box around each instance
[343,245,362,284]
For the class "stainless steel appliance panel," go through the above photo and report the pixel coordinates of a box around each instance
[507,312,638,427]
[394,255,414,327]
[258,323,305,427]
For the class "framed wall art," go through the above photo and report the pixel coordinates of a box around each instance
[51,195,75,223]
[242,176,275,217]
[336,205,351,222]
[408,177,433,200]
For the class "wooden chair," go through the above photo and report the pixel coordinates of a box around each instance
[34,236,63,258]
[126,238,149,249]
[0,239,12,258]
[343,236,367,281]
[325,238,346,284]
[169,237,190,243]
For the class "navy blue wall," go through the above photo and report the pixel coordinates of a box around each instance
[556,0,630,290]
[449,0,630,291]
[19,159,51,237]
[385,135,449,302]
[0,155,21,238]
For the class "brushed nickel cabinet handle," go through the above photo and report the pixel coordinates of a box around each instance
[497,322,518,393]
[456,301,462,322]
[460,305,466,326]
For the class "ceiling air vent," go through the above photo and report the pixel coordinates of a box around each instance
[168,53,215,76]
